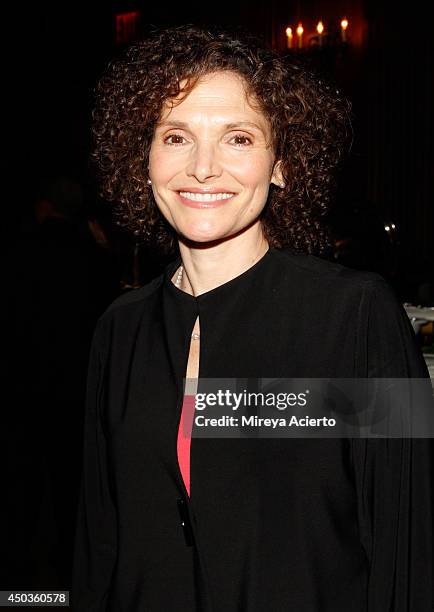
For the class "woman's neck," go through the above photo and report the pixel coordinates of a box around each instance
[176,225,269,297]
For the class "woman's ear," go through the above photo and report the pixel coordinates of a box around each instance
[270,160,285,188]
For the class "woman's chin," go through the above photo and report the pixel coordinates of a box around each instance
[178,224,232,245]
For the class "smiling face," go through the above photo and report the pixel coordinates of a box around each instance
[148,71,283,244]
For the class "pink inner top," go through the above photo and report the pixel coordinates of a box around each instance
[176,394,196,497]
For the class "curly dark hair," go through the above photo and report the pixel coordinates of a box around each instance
[92,24,352,256]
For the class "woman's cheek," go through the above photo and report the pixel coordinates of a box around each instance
[230,151,273,182]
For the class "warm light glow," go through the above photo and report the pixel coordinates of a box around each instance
[341,18,349,31]
[297,24,304,36]
[317,21,324,35]
[285,26,293,49]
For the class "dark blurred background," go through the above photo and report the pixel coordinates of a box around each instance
[1,0,433,600]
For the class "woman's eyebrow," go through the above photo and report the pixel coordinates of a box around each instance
[225,122,264,132]
[156,120,190,129]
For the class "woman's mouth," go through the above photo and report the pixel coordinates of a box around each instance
[177,191,236,208]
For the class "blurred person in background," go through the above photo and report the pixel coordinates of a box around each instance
[2,174,119,589]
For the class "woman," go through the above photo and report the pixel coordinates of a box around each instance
[72,25,433,611]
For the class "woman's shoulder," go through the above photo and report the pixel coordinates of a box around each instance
[89,272,165,349]
[104,274,164,316]
[272,247,389,292]
[271,248,405,326]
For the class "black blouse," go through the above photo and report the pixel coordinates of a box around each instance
[71,247,433,611]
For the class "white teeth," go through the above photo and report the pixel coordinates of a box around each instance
[179,192,234,202]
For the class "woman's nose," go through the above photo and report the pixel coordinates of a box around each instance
[185,141,222,182]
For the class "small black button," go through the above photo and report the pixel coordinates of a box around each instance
[177,497,194,547]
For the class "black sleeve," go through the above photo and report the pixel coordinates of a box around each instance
[71,322,117,611]
[351,279,434,611]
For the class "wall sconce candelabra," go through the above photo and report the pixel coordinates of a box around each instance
[284,17,350,51]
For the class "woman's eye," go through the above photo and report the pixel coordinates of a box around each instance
[164,134,186,145]
[230,134,253,146]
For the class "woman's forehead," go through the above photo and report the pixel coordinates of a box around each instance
[159,71,269,129]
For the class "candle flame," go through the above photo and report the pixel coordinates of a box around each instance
[286,27,293,37]
[341,18,348,31]
[317,21,324,35]
[296,24,304,36]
